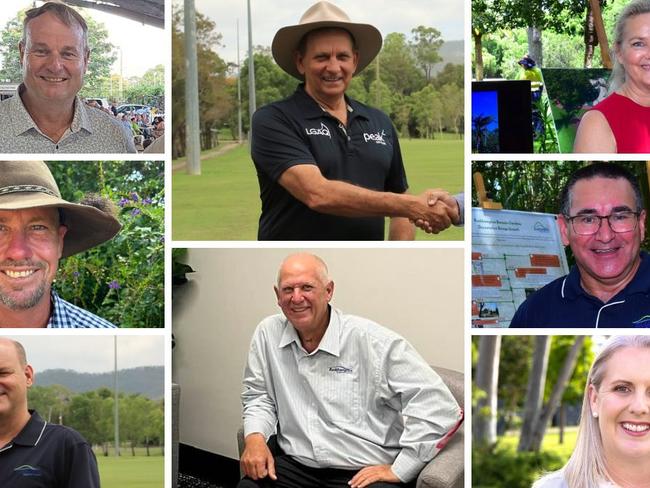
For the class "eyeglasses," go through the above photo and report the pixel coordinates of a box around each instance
[564,211,641,235]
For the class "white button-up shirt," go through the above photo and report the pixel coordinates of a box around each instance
[242,307,463,482]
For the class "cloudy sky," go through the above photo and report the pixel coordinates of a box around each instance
[0,0,166,77]
[176,0,465,65]
[3,335,165,374]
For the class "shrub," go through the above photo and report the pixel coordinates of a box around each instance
[49,162,164,327]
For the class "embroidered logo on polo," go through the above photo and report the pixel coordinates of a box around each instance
[363,130,387,145]
[305,122,331,139]
[329,365,352,374]
[14,465,42,477]
[632,315,650,327]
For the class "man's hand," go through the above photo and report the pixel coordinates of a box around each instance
[348,464,400,488]
[412,189,458,233]
[240,433,277,481]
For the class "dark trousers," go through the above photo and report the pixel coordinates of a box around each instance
[237,454,415,488]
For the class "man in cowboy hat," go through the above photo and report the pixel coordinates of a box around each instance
[0,338,100,486]
[0,2,135,154]
[0,161,120,327]
[251,0,461,240]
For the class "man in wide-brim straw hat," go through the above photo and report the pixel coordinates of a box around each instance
[0,161,120,328]
[250,0,461,241]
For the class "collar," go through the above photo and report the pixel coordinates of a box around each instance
[47,290,64,328]
[561,251,650,301]
[294,83,370,123]
[10,85,90,138]
[278,306,341,356]
[11,411,46,447]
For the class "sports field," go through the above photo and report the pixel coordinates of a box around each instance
[172,137,463,241]
[97,453,164,488]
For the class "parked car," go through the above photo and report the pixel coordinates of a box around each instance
[116,104,154,116]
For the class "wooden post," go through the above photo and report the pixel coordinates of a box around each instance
[473,172,503,209]
[589,0,612,69]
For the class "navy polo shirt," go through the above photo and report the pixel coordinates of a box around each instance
[251,83,409,240]
[510,252,650,328]
[0,410,100,487]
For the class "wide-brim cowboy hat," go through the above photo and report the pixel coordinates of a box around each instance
[0,161,121,258]
[272,1,383,80]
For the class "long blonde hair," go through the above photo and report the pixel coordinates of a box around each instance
[608,0,650,93]
[536,336,650,488]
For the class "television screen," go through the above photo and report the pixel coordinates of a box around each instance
[472,80,534,153]
[472,90,500,153]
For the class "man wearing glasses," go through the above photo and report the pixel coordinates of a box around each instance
[510,163,648,327]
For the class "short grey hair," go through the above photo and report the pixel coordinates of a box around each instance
[21,1,89,54]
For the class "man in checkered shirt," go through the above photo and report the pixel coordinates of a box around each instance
[0,161,120,328]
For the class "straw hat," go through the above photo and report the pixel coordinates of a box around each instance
[272,1,382,80]
[0,161,121,258]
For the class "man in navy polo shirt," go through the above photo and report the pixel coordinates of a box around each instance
[510,163,649,327]
[0,338,100,487]
[251,1,461,240]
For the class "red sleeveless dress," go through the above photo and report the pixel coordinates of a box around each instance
[591,92,650,153]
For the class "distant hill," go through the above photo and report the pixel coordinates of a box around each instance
[35,366,163,400]
[434,40,463,75]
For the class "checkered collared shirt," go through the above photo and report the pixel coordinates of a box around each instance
[48,290,117,328]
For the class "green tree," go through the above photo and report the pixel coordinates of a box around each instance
[28,384,73,423]
[410,26,443,82]
[371,33,424,96]
[440,83,463,136]
[433,63,463,90]
[472,0,505,80]
[368,78,393,114]
[410,84,439,138]
[238,48,296,134]
[123,64,164,106]
[0,8,117,94]
[172,6,233,157]
[119,394,159,455]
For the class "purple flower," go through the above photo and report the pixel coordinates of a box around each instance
[73,271,80,277]
[108,280,120,289]
[131,208,141,216]
[118,198,129,207]
[130,192,139,202]
[143,197,152,205]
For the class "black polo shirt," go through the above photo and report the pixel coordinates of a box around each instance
[0,410,99,487]
[251,84,409,240]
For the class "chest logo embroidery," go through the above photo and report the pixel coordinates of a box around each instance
[632,315,650,327]
[329,365,352,374]
[363,130,387,145]
[14,465,42,477]
[305,122,331,139]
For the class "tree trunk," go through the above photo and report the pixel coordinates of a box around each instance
[473,30,484,81]
[518,336,550,452]
[474,336,502,445]
[528,336,586,451]
[131,441,135,457]
[559,403,565,444]
[584,3,596,68]
[527,26,543,67]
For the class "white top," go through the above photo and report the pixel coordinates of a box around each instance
[534,470,617,488]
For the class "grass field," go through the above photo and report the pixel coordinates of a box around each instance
[97,453,164,488]
[499,426,578,460]
[172,137,463,241]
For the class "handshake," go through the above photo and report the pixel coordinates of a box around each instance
[410,190,461,234]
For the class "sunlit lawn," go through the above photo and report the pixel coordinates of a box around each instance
[172,137,463,241]
[500,426,578,460]
[96,450,164,488]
